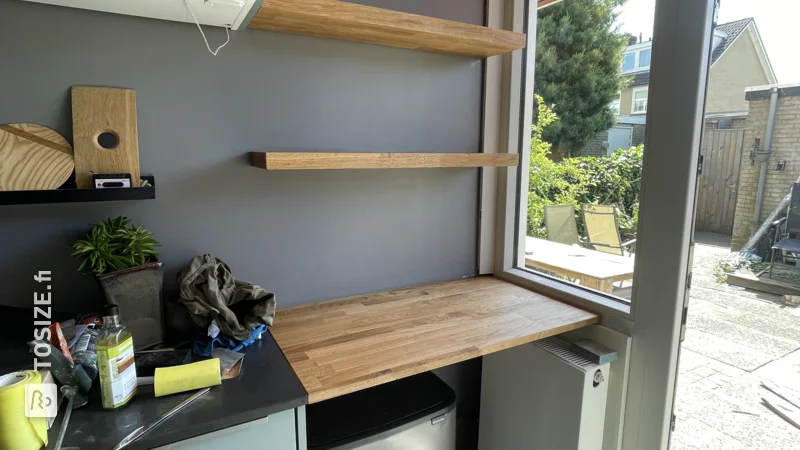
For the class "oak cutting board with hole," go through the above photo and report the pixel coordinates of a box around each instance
[0,123,74,191]
[71,86,140,188]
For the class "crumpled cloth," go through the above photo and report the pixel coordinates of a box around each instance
[194,324,266,357]
[178,254,276,341]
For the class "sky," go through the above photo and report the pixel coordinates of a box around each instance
[616,0,800,83]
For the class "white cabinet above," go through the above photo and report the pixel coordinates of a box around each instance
[23,0,258,30]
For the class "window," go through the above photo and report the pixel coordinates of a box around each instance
[622,48,652,73]
[610,91,621,115]
[481,0,715,447]
[638,49,651,68]
[633,88,648,113]
[621,52,635,71]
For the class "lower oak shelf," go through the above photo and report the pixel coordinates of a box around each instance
[0,176,156,206]
[250,152,519,170]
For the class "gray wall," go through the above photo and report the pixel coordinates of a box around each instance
[0,0,483,446]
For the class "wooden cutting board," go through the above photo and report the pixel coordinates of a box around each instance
[71,86,140,188]
[0,124,74,191]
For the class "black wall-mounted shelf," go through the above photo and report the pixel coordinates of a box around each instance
[0,176,156,206]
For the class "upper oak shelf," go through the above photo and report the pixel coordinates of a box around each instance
[250,152,519,170]
[247,0,527,58]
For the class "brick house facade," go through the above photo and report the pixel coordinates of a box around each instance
[581,123,647,157]
[731,85,800,250]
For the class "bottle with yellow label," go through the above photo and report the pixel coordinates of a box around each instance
[96,304,137,409]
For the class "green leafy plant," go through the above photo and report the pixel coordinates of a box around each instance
[713,253,768,283]
[527,95,643,239]
[72,216,160,275]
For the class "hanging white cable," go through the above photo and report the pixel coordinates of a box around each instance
[184,0,231,56]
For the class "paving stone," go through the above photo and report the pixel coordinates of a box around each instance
[688,300,800,348]
[686,301,800,356]
[691,285,795,322]
[669,416,754,450]
[678,379,800,450]
[749,349,800,394]
[692,279,789,306]
[673,236,800,448]
[682,329,775,371]
[707,372,733,385]
[679,349,716,373]
[697,378,722,390]
[693,365,719,377]
[717,364,748,378]
[679,371,703,385]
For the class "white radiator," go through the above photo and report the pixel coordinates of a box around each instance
[479,337,611,450]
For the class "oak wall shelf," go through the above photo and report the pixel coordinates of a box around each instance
[247,0,527,58]
[249,152,519,170]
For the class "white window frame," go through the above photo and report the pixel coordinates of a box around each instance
[610,91,622,115]
[632,87,649,114]
[478,0,715,448]
[622,45,653,74]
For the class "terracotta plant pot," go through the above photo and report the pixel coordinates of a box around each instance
[97,261,164,349]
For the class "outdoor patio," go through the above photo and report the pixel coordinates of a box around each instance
[671,231,800,450]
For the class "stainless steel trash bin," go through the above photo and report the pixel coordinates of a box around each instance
[307,371,457,450]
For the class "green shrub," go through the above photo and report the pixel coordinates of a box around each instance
[528,95,643,239]
[713,253,768,283]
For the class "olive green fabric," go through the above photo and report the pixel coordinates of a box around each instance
[178,254,276,341]
[544,204,581,246]
[582,204,624,256]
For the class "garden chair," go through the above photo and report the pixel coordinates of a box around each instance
[543,204,581,246]
[769,182,800,278]
[581,204,636,257]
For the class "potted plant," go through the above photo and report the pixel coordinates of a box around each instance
[73,216,164,349]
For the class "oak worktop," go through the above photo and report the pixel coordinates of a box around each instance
[272,276,599,403]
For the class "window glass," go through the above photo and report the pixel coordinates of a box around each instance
[633,89,648,113]
[621,52,635,71]
[638,48,651,68]
[523,0,656,304]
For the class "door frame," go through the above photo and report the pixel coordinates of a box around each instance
[477,0,716,448]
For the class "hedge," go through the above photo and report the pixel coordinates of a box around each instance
[528,95,643,240]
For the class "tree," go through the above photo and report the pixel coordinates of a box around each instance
[527,95,642,238]
[535,0,630,155]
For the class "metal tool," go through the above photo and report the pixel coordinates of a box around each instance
[112,387,210,450]
[53,385,88,450]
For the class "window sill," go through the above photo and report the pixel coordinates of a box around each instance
[496,267,633,323]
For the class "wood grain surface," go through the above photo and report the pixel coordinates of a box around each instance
[250,152,519,170]
[248,0,526,58]
[271,276,599,403]
[0,123,74,191]
[524,237,635,293]
[71,86,140,188]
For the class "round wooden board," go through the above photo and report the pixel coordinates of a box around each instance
[0,123,75,191]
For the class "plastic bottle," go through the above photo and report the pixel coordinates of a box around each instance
[72,327,99,393]
[96,305,137,409]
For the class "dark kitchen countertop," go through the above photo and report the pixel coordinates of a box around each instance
[53,331,308,449]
